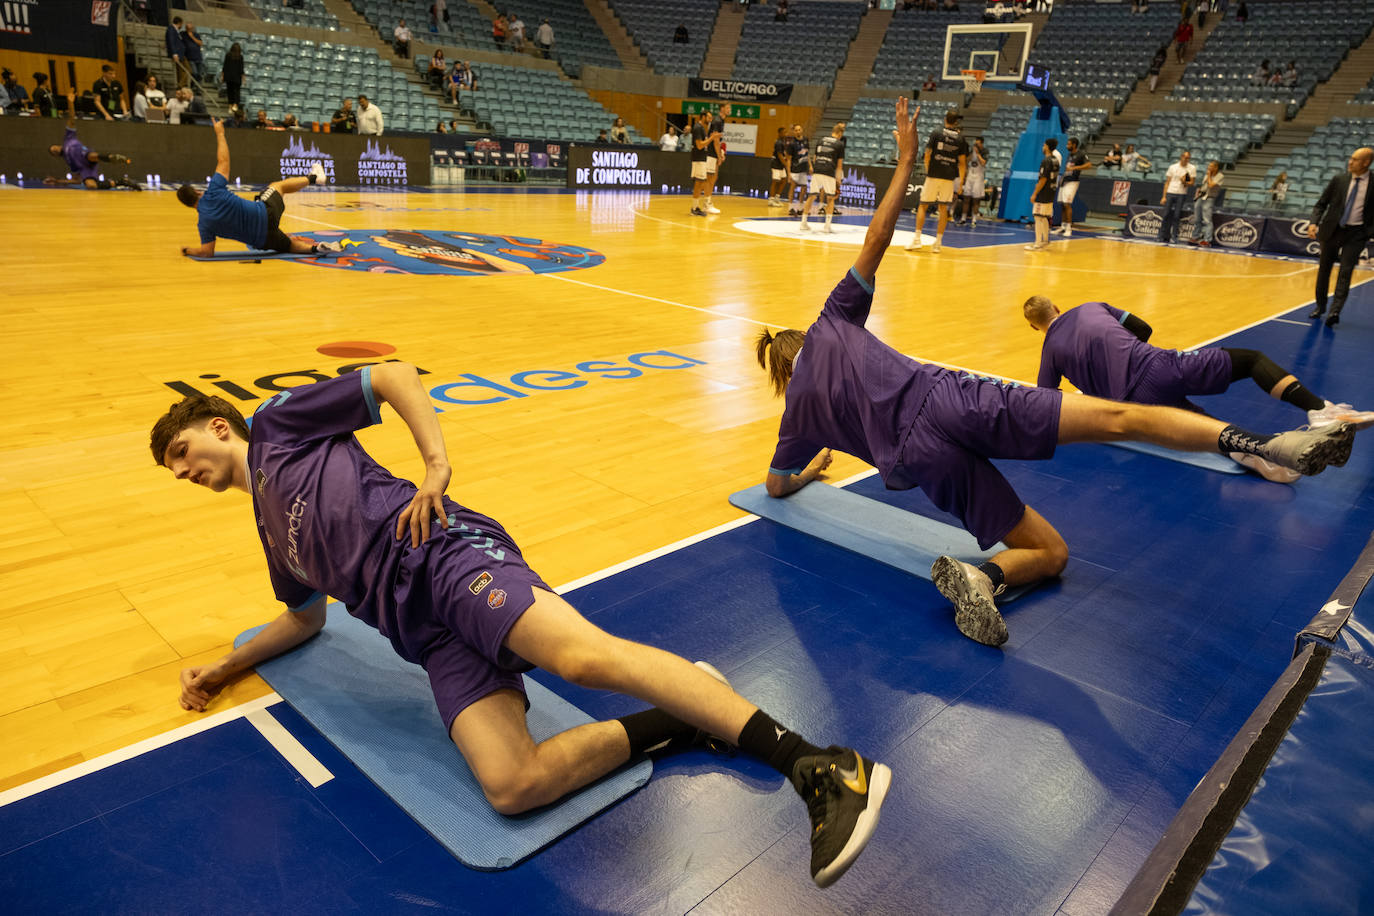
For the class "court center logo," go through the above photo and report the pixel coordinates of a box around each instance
[292,229,606,276]
[358,139,408,185]
[280,135,336,183]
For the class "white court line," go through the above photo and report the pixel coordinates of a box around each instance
[0,693,284,808]
[1273,317,1314,326]
[544,273,775,327]
[246,708,334,787]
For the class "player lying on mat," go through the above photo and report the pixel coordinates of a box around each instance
[175,117,338,258]
[150,369,888,889]
[756,97,1356,649]
[1025,296,1374,483]
[44,91,138,190]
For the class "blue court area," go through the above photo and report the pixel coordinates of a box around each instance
[3,288,1373,913]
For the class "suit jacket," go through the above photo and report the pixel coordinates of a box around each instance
[1311,171,1374,242]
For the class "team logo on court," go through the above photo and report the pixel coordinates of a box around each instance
[290,230,605,276]
[468,571,493,595]
[487,588,507,609]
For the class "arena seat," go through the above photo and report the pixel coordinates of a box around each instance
[609,0,718,78]
[730,1,865,89]
[246,0,339,32]
[867,6,983,93]
[1026,3,1178,109]
[1255,116,1374,216]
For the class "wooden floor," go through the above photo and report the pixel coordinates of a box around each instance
[0,184,1342,791]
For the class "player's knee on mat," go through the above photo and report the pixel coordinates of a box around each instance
[480,768,546,815]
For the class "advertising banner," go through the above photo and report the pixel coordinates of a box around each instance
[1110,180,1131,207]
[0,0,117,58]
[723,122,758,155]
[683,100,761,119]
[688,78,794,103]
[1261,216,1374,261]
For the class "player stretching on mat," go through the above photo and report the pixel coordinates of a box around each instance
[1025,296,1374,483]
[151,369,889,889]
[756,98,1355,649]
[175,117,338,258]
[44,91,138,190]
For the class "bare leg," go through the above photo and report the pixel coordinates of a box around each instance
[1058,391,1226,450]
[268,176,310,195]
[286,235,318,253]
[934,202,950,241]
[986,506,1068,586]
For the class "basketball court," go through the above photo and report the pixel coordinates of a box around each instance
[2,180,1372,912]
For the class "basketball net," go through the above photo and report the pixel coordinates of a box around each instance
[960,69,987,95]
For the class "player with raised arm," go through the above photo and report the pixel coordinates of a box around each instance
[152,365,890,889]
[175,117,337,258]
[756,98,1355,648]
[43,90,138,190]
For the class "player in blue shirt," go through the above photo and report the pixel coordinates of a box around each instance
[151,364,890,889]
[1026,296,1374,481]
[757,98,1355,648]
[43,91,137,190]
[175,118,337,257]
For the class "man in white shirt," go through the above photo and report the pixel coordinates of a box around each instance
[659,126,679,151]
[510,16,525,51]
[394,20,412,58]
[535,19,554,58]
[166,87,190,124]
[357,94,384,135]
[1157,150,1195,243]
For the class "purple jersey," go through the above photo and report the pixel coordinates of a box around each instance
[248,370,522,665]
[770,269,948,489]
[1036,301,1158,400]
[61,128,98,180]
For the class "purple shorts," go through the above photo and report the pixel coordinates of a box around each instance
[1129,348,1233,408]
[897,372,1062,550]
[414,513,552,730]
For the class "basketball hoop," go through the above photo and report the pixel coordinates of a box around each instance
[960,69,987,95]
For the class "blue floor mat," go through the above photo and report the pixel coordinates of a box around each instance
[235,604,651,870]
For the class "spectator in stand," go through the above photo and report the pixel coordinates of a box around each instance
[331,97,357,133]
[220,43,245,108]
[1253,59,1270,86]
[1173,17,1193,63]
[132,81,150,121]
[92,64,128,121]
[167,15,188,88]
[610,117,629,144]
[1,69,28,113]
[282,113,305,130]
[597,128,609,143]
[166,87,189,124]
[1101,143,1124,169]
[394,19,412,58]
[32,72,53,117]
[1148,45,1166,92]
[1269,171,1289,206]
[460,61,478,92]
[535,19,554,58]
[436,121,447,133]
[436,0,448,25]
[447,61,464,104]
[227,104,250,128]
[922,73,939,92]
[357,94,384,135]
[510,15,526,52]
[1282,61,1298,87]
[660,125,680,151]
[428,49,447,90]
[184,21,205,84]
[254,109,276,129]
[449,119,460,132]
[0,78,11,114]
[145,74,166,107]
[1236,1,1248,22]
[674,24,690,44]
[428,3,439,32]
[775,0,790,22]
[492,13,509,47]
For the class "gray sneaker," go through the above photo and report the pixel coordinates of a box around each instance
[1258,421,1355,475]
[931,556,1008,647]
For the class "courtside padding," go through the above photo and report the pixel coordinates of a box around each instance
[728,482,1036,603]
[1114,528,1374,915]
[235,604,651,871]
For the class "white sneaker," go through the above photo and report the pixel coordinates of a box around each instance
[1308,401,1374,430]
[905,236,923,251]
[822,222,834,233]
[931,240,941,253]
[800,220,811,231]
[1051,226,1065,235]
[1229,452,1301,484]
[706,205,721,214]
[309,161,327,184]
[931,556,1008,647]
[1063,227,1073,237]
[314,240,342,254]
[1024,243,1045,251]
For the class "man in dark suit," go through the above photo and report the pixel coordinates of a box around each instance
[1308,147,1373,327]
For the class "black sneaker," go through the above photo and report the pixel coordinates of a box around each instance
[790,746,891,888]
[691,207,706,216]
[114,176,142,190]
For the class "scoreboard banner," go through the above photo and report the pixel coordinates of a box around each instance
[0,1,118,59]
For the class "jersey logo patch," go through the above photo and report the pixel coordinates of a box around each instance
[255,468,268,496]
[487,588,507,609]
[468,571,493,596]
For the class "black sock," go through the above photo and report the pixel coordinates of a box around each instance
[310,244,320,254]
[617,708,693,756]
[1217,424,1275,456]
[737,710,824,778]
[1279,381,1325,412]
[307,172,318,185]
[977,561,1006,590]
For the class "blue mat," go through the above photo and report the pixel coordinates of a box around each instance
[1106,440,1246,473]
[235,603,652,870]
[190,250,319,261]
[728,482,1036,603]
